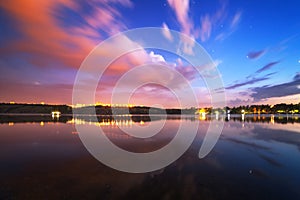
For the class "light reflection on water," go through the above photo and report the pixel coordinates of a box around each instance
[0,114,300,199]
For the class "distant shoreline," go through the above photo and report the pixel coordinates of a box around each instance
[0,113,299,117]
[0,102,299,115]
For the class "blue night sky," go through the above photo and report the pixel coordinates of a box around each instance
[0,0,299,107]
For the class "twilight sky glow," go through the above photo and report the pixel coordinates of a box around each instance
[0,0,300,107]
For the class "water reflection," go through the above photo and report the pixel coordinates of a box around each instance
[1,114,300,125]
[0,114,300,199]
[51,111,61,119]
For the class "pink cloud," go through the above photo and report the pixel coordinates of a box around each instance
[167,0,192,35]
[214,10,243,41]
[198,2,228,42]
[162,23,173,41]
[0,1,216,107]
[91,47,203,107]
[166,1,236,49]
[83,6,127,35]
[175,65,198,80]
[167,1,240,43]
[199,15,212,42]
[0,0,131,69]
[212,2,227,23]
[167,0,196,54]
[0,0,149,105]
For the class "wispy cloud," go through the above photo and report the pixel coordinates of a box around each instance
[0,0,132,69]
[214,10,243,41]
[167,0,192,35]
[251,73,300,101]
[230,11,242,29]
[167,0,242,53]
[225,76,270,90]
[199,15,212,42]
[247,50,266,59]
[167,0,196,55]
[199,2,227,42]
[256,61,280,73]
[226,67,278,90]
[294,72,300,81]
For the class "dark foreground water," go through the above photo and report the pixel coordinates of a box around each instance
[0,114,300,199]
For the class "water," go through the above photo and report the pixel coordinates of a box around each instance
[0,114,300,199]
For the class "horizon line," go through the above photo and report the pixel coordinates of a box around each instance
[2,101,300,109]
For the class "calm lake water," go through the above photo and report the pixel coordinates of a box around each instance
[0,114,300,199]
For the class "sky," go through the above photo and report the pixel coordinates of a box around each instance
[0,0,300,107]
